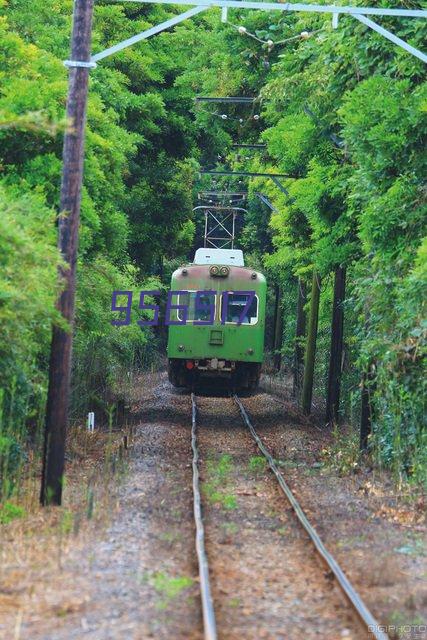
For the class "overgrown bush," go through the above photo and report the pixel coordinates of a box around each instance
[72,256,162,418]
[0,435,25,498]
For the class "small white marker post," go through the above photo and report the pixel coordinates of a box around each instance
[87,412,95,432]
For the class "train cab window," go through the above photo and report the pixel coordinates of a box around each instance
[224,293,258,325]
[177,291,216,322]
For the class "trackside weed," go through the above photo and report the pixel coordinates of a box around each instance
[203,453,237,510]
[150,572,194,609]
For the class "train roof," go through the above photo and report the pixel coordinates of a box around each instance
[193,248,244,267]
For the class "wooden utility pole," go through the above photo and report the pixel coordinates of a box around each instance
[325,267,346,424]
[40,0,95,505]
[273,284,283,371]
[293,278,307,398]
[301,272,321,415]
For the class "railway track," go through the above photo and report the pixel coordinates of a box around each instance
[190,392,389,640]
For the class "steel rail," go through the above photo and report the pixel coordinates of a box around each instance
[191,393,218,640]
[233,394,390,640]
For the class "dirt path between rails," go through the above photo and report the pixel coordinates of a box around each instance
[196,395,360,640]
[0,374,425,640]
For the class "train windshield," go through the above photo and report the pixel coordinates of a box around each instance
[224,293,258,325]
[177,291,216,322]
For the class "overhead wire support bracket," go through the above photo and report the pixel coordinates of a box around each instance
[114,0,427,63]
[90,5,207,63]
[353,13,427,64]
[64,59,97,68]
[255,193,278,212]
[232,143,266,149]
[200,169,289,178]
[199,191,248,197]
[200,170,293,202]
[117,0,426,18]
[271,176,291,197]
[198,191,248,203]
[195,96,256,103]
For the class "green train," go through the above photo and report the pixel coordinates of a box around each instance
[167,248,266,390]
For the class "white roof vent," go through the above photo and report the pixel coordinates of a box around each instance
[193,248,244,267]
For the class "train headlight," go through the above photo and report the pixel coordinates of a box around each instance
[210,265,229,277]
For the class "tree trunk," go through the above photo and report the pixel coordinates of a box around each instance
[301,272,321,415]
[40,0,95,506]
[273,284,283,371]
[325,267,346,424]
[293,278,307,398]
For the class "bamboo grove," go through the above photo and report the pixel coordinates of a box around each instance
[0,0,426,496]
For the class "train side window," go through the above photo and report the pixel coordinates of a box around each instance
[177,291,216,323]
[223,293,258,325]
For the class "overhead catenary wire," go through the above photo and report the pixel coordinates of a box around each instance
[228,21,323,49]
[194,22,321,207]
[197,108,262,122]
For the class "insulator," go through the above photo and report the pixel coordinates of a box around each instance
[253,114,260,120]
[300,31,310,39]
[221,114,228,119]
[238,26,247,34]
[267,39,274,48]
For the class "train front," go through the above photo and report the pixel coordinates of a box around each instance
[167,249,266,390]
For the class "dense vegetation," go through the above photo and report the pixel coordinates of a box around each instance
[0,0,426,493]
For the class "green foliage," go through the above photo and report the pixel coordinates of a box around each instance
[0,0,209,424]
[182,2,426,484]
[251,7,426,484]
[0,0,426,494]
[0,183,61,425]
[204,454,237,509]
[248,455,266,475]
[0,435,25,498]
[0,501,26,525]
[263,114,319,177]
[0,0,204,491]
[321,426,360,476]
[151,571,193,608]
[72,257,160,415]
